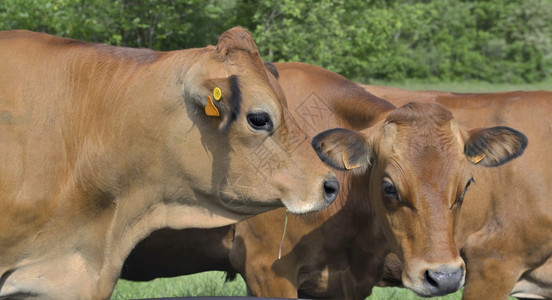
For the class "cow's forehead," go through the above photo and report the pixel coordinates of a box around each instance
[376,128,469,213]
[231,54,280,105]
[385,102,453,126]
[381,103,459,151]
[213,51,283,131]
[376,103,468,182]
[226,50,271,80]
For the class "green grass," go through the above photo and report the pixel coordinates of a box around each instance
[110,79,542,299]
[111,272,521,299]
[110,271,465,300]
[110,272,246,299]
[370,287,463,300]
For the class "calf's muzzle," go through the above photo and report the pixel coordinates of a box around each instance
[424,265,464,296]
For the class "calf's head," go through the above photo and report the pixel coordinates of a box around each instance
[175,27,337,217]
[312,102,527,296]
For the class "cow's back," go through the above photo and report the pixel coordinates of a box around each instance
[443,92,552,252]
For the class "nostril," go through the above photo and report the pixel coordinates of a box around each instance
[424,270,439,288]
[424,267,463,296]
[323,176,339,204]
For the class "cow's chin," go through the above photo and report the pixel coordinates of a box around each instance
[216,193,283,216]
[280,196,330,215]
[404,277,465,298]
[402,277,438,298]
[216,194,330,216]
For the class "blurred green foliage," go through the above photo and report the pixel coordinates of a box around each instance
[1,0,551,83]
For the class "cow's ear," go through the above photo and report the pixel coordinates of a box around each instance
[215,26,259,61]
[200,75,242,132]
[464,126,528,167]
[263,61,279,79]
[311,128,371,173]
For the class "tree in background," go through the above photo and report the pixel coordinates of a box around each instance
[0,0,234,49]
[1,0,551,83]
[238,0,552,83]
[0,0,118,43]
[235,0,360,78]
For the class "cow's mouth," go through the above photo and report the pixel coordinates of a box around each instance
[217,190,282,215]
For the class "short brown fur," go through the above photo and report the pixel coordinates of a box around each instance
[0,30,337,299]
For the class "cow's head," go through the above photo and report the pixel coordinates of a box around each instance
[312,102,527,296]
[177,27,337,218]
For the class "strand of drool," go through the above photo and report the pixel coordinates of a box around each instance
[278,209,289,260]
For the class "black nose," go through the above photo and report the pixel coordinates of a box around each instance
[424,267,463,296]
[323,176,339,204]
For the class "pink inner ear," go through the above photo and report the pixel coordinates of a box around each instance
[467,153,486,164]
[342,151,360,170]
[312,128,370,172]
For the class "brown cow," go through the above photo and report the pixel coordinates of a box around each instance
[320,85,550,300]
[362,84,552,299]
[0,29,338,299]
[121,63,541,300]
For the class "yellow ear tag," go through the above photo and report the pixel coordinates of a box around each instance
[205,95,220,117]
[213,87,222,101]
[342,151,361,170]
[468,153,486,164]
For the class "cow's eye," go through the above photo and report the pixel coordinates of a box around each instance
[247,112,273,132]
[382,180,399,201]
[454,177,474,208]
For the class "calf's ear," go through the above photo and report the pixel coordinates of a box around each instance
[311,128,371,173]
[464,126,528,167]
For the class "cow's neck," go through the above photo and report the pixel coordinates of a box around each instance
[45,47,243,293]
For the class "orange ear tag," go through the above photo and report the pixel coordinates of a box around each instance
[342,151,361,170]
[468,153,486,164]
[213,87,222,101]
[205,95,220,117]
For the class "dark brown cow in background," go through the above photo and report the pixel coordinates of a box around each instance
[123,63,550,300]
[122,227,236,281]
[228,63,396,299]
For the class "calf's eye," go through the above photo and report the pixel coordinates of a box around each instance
[454,177,475,207]
[382,181,399,201]
[247,112,273,132]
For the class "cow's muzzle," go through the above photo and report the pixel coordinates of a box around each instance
[423,265,464,296]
